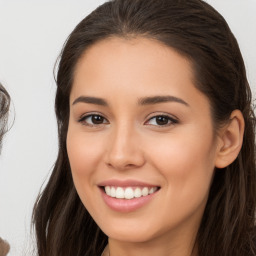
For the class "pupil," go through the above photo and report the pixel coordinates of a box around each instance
[92,115,103,124]
[156,116,168,125]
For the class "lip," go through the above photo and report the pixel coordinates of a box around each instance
[98,179,160,213]
[98,179,159,188]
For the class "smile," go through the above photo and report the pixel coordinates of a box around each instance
[98,180,160,212]
[104,186,158,199]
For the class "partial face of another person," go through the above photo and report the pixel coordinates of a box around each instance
[67,37,221,243]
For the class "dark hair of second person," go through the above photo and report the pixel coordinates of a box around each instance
[0,83,11,256]
[0,83,10,148]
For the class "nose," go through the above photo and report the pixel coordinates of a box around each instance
[104,124,145,171]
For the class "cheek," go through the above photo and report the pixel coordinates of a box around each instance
[146,130,216,198]
[66,129,106,216]
[66,129,103,186]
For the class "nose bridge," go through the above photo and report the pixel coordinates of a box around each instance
[112,123,131,153]
[106,121,144,170]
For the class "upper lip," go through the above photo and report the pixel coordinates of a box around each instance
[97,179,160,188]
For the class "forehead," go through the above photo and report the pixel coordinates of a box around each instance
[72,37,193,91]
[76,37,193,75]
[71,37,210,113]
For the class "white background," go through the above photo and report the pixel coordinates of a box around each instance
[0,1,255,255]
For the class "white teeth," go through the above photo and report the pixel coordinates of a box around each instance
[104,186,158,200]
[142,187,149,196]
[149,187,157,194]
[110,187,116,197]
[116,187,125,198]
[134,187,142,198]
[105,186,111,196]
[124,187,134,199]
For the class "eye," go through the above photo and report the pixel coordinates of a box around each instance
[78,114,109,126]
[145,115,178,127]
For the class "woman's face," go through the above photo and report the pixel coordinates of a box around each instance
[67,37,220,244]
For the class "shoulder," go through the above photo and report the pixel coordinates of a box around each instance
[0,237,10,256]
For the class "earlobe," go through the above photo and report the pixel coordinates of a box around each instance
[215,110,245,169]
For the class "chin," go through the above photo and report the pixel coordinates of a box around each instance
[107,230,155,243]
[100,221,162,243]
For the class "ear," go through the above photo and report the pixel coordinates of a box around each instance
[215,110,245,169]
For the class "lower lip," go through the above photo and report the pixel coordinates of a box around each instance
[100,188,158,213]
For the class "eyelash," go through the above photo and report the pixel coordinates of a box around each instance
[78,113,109,127]
[78,113,179,128]
[145,114,178,127]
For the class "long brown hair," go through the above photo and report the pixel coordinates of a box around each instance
[32,0,256,255]
[0,83,10,149]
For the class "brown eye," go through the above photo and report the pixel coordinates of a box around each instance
[91,115,105,124]
[79,114,108,126]
[155,116,169,125]
[146,115,178,127]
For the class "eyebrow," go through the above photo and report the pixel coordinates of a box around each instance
[72,95,189,107]
[138,95,189,106]
[72,96,108,106]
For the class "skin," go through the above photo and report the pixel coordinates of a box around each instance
[67,37,244,256]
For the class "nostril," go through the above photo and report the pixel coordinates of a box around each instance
[104,139,145,170]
